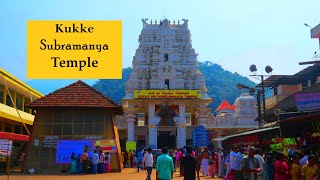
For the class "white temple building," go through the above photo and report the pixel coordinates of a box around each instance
[116,18,258,149]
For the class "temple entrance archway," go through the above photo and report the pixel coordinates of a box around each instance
[157,131,176,149]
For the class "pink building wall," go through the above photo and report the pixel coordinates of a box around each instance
[278,84,301,97]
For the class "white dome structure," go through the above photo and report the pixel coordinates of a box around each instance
[235,93,256,105]
[234,93,258,126]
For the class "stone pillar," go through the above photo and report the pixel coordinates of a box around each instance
[148,102,158,148]
[197,108,209,128]
[177,103,186,148]
[126,114,136,142]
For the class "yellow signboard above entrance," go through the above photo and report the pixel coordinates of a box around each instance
[134,90,201,99]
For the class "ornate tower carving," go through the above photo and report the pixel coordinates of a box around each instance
[125,18,208,94]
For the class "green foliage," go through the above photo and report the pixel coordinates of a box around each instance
[199,61,256,111]
[92,61,256,111]
[93,67,132,104]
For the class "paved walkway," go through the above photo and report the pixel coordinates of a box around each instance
[0,168,222,180]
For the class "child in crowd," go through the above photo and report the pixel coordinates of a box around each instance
[105,152,111,173]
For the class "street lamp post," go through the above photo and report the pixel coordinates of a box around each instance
[256,89,262,127]
[255,75,266,125]
[249,64,273,126]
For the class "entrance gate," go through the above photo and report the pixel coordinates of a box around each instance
[157,131,176,149]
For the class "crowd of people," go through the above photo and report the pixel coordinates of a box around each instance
[120,145,320,180]
[120,146,212,180]
[63,144,320,180]
[214,146,319,180]
[69,149,111,174]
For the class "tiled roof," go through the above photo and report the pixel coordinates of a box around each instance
[26,80,122,110]
[215,100,234,112]
[256,65,320,87]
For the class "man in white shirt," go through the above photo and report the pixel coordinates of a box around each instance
[92,150,99,174]
[254,148,264,180]
[143,148,154,180]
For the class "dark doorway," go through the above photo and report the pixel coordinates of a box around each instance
[157,131,176,149]
[165,79,170,90]
[137,140,146,149]
[120,139,126,152]
[164,53,169,61]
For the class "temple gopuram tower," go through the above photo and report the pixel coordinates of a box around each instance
[121,18,212,149]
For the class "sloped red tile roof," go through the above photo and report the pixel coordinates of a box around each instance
[26,80,122,110]
[215,100,234,112]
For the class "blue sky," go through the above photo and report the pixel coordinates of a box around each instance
[0,0,319,83]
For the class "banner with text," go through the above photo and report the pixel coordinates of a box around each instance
[27,20,122,79]
[95,139,117,153]
[0,139,12,156]
[295,92,320,111]
[56,140,94,164]
[134,90,201,99]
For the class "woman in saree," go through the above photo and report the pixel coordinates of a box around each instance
[70,153,77,174]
